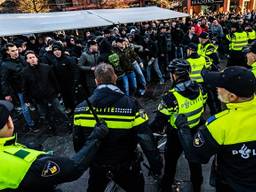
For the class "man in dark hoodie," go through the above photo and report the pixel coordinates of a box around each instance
[51,42,79,113]
[73,63,162,192]
[150,59,207,192]
[23,50,67,132]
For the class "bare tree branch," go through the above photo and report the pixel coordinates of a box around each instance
[18,0,49,13]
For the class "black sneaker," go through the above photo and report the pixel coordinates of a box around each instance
[22,126,30,133]
[28,125,40,133]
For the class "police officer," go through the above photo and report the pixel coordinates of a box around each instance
[187,43,221,116]
[226,23,249,67]
[197,35,222,115]
[73,63,162,192]
[0,100,108,191]
[246,42,256,76]
[198,32,219,69]
[245,24,256,43]
[175,66,256,192]
[150,59,206,192]
[186,43,212,83]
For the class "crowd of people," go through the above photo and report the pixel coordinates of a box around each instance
[1,10,256,192]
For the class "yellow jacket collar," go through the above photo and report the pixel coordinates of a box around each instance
[0,135,16,147]
[251,62,256,67]
[227,97,256,110]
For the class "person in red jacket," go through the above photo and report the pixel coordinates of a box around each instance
[193,20,202,36]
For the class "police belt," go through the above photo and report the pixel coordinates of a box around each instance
[92,158,138,171]
[92,150,142,171]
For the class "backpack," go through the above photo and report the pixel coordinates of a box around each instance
[108,53,120,67]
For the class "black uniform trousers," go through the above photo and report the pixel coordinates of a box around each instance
[161,128,203,192]
[87,163,144,192]
[215,179,236,192]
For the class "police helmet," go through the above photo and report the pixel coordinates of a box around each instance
[199,32,209,39]
[187,43,198,52]
[231,22,239,29]
[167,59,191,76]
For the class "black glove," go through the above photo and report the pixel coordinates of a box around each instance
[90,121,109,140]
[175,114,188,129]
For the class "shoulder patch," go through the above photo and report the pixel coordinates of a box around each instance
[41,161,60,177]
[193,131,205,147]
[206,110,230,125]
[206,115,216,125]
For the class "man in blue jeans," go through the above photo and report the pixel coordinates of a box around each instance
[1,43,36,132]
[132,60,147,96]
[142,35,165,85]
[114,38,138,96]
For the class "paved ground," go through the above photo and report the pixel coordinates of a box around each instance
[17,81,216,192]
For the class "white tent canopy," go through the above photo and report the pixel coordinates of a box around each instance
[88,7,188,24]
[0,6,189,36]
[0,10,112,36]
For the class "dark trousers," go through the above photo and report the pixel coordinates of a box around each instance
[158,53,169,78]
[87,164,144,192]
[161,128,203,192]
[215,180,236,192]
[60,86,75,110]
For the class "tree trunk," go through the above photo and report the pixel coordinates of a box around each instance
[32,0,39,12]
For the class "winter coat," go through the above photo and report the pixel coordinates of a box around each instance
[23,64,59,102]
[1,57,27,97]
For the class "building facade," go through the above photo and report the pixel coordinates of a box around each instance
[60,0,255,14]
[187,0,255,14]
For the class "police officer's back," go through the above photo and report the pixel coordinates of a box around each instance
[186,43,212,83]
[73,63,162,192]
[175,66,256,192]
[226,23,249,67]
[150,59,206,192]
[226,23,249,52]
[0,101,108,191]
[188,42,221,115]
[197,32,219,68]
